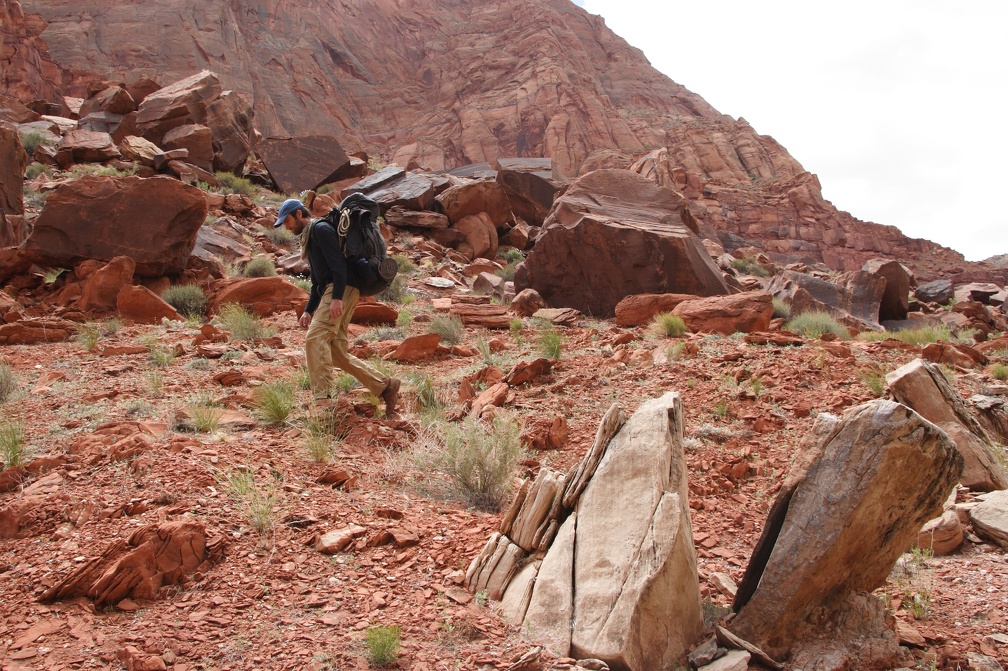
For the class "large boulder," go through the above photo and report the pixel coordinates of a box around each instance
[768,269,885,332]
[614,293,695,327]
[495,157,568,226]
[516,169,728,317]
[366,172,435,213]
[862,258,913,322]
[731,399,963,666]
[435,179,513,228]
[77,256,137,312]
[204,90,255,173]
[209,276,308,317]
[162,124,214,172]
[78,85,136,118]
[519,393,703,670]
[54,129,122,166]
[886,359,1008,491]
[671,291,773,335]
[21,176,208,276]
[915,278,954,304]
[116,285,181,324]
[0,121,27,216]
[256,135,350,194]
[969,490,1008,550]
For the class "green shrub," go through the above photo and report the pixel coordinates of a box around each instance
[215,171,256,198]
[785,311,851,340]
[498,248,524,264]
[391,254,417,275]
[162,284,208,319]
[255,381,296,425]
[75,323,102,351]
[990,363,1008,381]
[771,298,791,319]
[730,257,768,277]
[25,162,49,180]
[243,256,277,278]
[19,131,50,157]
[365,624,401,667]
[539,329,562,358]
[217,303,276,341]
[292,277,312,292]
[428,414,524,512]
[67,164,135,178]
[0,419,29,469]
[263,225,296,247]
[377,275,408,304]
[652,312,687,337]
[891,325,952,347]
[0,364,17,404]
[429,314,465,346]
[149,347,177,367]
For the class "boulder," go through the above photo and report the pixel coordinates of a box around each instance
[22,176,208,276]
[117,285,182,324]
[340,166,405,199]
[969,490,1008,550]
[768,269,885,332]
[955,282,1001,305]
[516,169,728,317]
[614,293,695,327]
[921,342,986,369]
[436,179,513,228]
[388,334,442,362]
[520,392,703,670]
[456,212,498,260]
[918,509,963,555]
[78,85,136,118]
[162,124,214,172]
[495,157,568,226]
[257,135,350,194]
[511,288,546,317]
[208,276,308,317]
[351,300,398,325]
[118,136,163,166]
[54,129,121,167]
[671,291,773,335]
[384,206,450,229]
[886,359,1008,491]
[193,221,253,266]
[862,258,913,322]
[731,400,963,665]
[915,279,954,304]
[77,256,136,312]
[204,91,255,173]
[0,121,27,215]
[135,70,222,143]
[366,172,435,213]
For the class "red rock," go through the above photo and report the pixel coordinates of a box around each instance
[511,288,545,317]
[614,293,695,327]
[495,157,568,226]
[436,180,513,229]
[315,525,367,554]
[100,346,148,357]
[162,124,214,172]
[208,276,308,317]
[470,382,509,417]
[449,301,511,328]
[505,358,554,386]
[863,258,914,322]
[78,256,136,311]
[55,129,122,166]
[384,206,450,229]
[351,300,398,325]
[388,334,442,362]
[22,175,207,276]
[744,331,805,346]
[0,121,27,215]
[922,342,986,369]
[116,285,181,324]
[79,85,136,118]
[521,415,569,451]
[0,319,75,345]
[366,172,435,212]
[257,135,350,194]
[455,212,498,260]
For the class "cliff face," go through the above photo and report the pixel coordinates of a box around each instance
[2,0,975,277]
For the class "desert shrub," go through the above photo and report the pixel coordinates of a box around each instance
[409,371,442,412]
[771,298,791,319]
[785,311,850,340]
[216,303,276,341]
[67,164,135,178]
[149,346,176,367]
[292,277,312,293]
[0,419,30,469]
[429,314,464,346]
[218,468,282,536]
[243,256,277,277]
[424,414,524,512]
[255,380,296,425]
[891,324,951,347]
[498,248,524,264]
[215,171,256,198]
[377,275,409,304]
[475,337,498,366]
[19,131,50,157]
[23,187,47,209]
[652,312,687,338]
[263,225,296,247]
[365,625,401,667]
[990,363,1008,381]
[730,257,768,277]
[0,364,18,404]
[25,162,49,180]
[391,254,417,275]
[75,322,102,351]
[538,329,562,358]
[162,284,207,319]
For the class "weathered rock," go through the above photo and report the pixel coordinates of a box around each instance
[350,300,398,325]
[204,90,255,173]
[969,490,1008,550]
[41,521,220,607]
[470,382,510,417]
[862,258,913,322]
[918,509,963,555]
[209,276,307,317]
[314,525,367,554]
[504,358,553,387]
[511,288,546,317]
[671,291,773,335]
[0,318,75,345]
[921,342,986,369]
[0,121,27,215]
[116,285,181,325]
[533,307,580,328]
[768,269,884,332]
[78,256,136,312]
[22,175,208,276]
[517,170,727,317]
[162,124,214,172]
[955,282,1002,304]
[455,212,498,260]
[495,157,568,226]
[384,206,450,229]
[698,650,750,671]
[388,334,442,362]
[118,135,163,166]
[915,278,954,304]
[135,70,222,143]
[522,393,703,670]
[257,135,350,194]
[886,359,1008,491]
[466,532,528,602]
[55,129,121,166]
[731,400,963,663]
[193,221,253,267]
[520,415,569,452]
[449,301,511,328]
[436,179,513,228]
[341,166,405,198]
[501,468,566,552]
[79,85,135,118]
[614,293,694,327]
[366,172,435,213]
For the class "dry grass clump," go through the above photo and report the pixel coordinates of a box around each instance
[785,311,850,340]
[652,312,687,338]
[0,419,30,469]
[162,284,208,319]
[242,256,277,277]
[217,303,276,341]
[0,363,18,403]
[218,468,282,536]
[429,314,464,346]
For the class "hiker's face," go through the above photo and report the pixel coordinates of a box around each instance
[283,209,307,235]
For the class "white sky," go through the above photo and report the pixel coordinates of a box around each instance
[578,0,1007,262]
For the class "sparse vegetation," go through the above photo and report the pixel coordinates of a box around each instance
[188,395,224,433]
[377,275,409,304]
[162,284,208,319]
[730,257,768,277]
[391,254,417,275]
[771,298,791,319]
[652,312,687,338]
[216,303,276,341]
[214,171,256,198]
[539,329,562,358]
[255,380,296,425]
[713,399,731,418]
[409,371,442,414]
[263,225,296,247]
[19,130,51,158]
[242,256,277,277]
[24,163,49,180]
[475,337,497,366]
[0,419,29,468]
[292,277,312,293]
[429,314,465,346]
[891,324,951,347]
[785,310,850,340]
[0,364,18,404]
[365,624,401,667]
[990,363,1008,381]
[75,323,102,351]
[218,468,282,536]
[860,367,887,396]
[67,164,135,178]
[149,346,177,367]
[23,186,47,209]
[303,411,336,463]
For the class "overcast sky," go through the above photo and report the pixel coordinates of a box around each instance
[576,0,1007,262]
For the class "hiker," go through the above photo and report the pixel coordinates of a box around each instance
[274,198,401,417]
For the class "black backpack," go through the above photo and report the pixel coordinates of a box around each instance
[324,194,398,296]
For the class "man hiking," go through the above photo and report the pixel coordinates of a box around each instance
[275,198,401,418]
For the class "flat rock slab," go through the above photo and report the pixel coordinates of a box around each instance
[969,490,1008,550]
[257,135,350,194]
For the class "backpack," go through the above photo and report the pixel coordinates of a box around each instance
[324,193,398,296]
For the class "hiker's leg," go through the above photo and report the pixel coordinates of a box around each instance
[330,286,389,396]
[305,287,337,399]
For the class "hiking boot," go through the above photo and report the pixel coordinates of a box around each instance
[381,377,401,418]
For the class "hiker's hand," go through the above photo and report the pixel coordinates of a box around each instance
[298,312,311,328]
[329,299,343,320]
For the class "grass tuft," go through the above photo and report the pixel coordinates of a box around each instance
[215,171,257,198]
[785,311,851,340]
[365,624,401,667]
[243,256,277,278]
[218,468,282,536]
[771,298,791,319]
[217,303,276,341]
[255,381,296,425]
[989,362,1008,381]
[162,284,208,319]
[652,312,687,338]
[730,257,768,277]
[539,329,563,358]
[0,364,18,403]
[75,323,102,351]
[0,419,30,469]
[429,314,465,346]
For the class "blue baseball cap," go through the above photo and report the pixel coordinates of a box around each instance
[274,198,305,227]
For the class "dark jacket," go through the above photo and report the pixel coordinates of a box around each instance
[304,219,366,315]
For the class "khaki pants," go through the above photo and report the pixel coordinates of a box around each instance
[305,285,388,399]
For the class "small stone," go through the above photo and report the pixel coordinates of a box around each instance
[117,598,140,612]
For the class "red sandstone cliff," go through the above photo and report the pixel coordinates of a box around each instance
[0,0,979,278]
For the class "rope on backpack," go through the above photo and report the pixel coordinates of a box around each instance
[337,208,352,256]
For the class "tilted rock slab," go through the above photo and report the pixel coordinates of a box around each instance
[516,169,728,317]
[0,121,27,215]
[521,392,703,670]
[886,359,1008,491]
[22,175,208,276]
[969,490,1008,550]
[862,258,913,322]
[731,399,963,664]
[768,269,885,333]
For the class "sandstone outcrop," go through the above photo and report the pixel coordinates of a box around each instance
[731,399,963,666]
[22,175,208,276]
[77,256,136,312]
[494,157,568,227]
[116,285,181,324]
[0,121,27,215]
[517,169,728,317]
[862,258,913,322]
[769,269,884,333]
[614,293,694,327]
[208,276,307,317]
[671,291,773,335]
[256,135,350,194]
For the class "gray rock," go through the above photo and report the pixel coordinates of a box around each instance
[915,278,954,304]
[969,490,1008,550]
